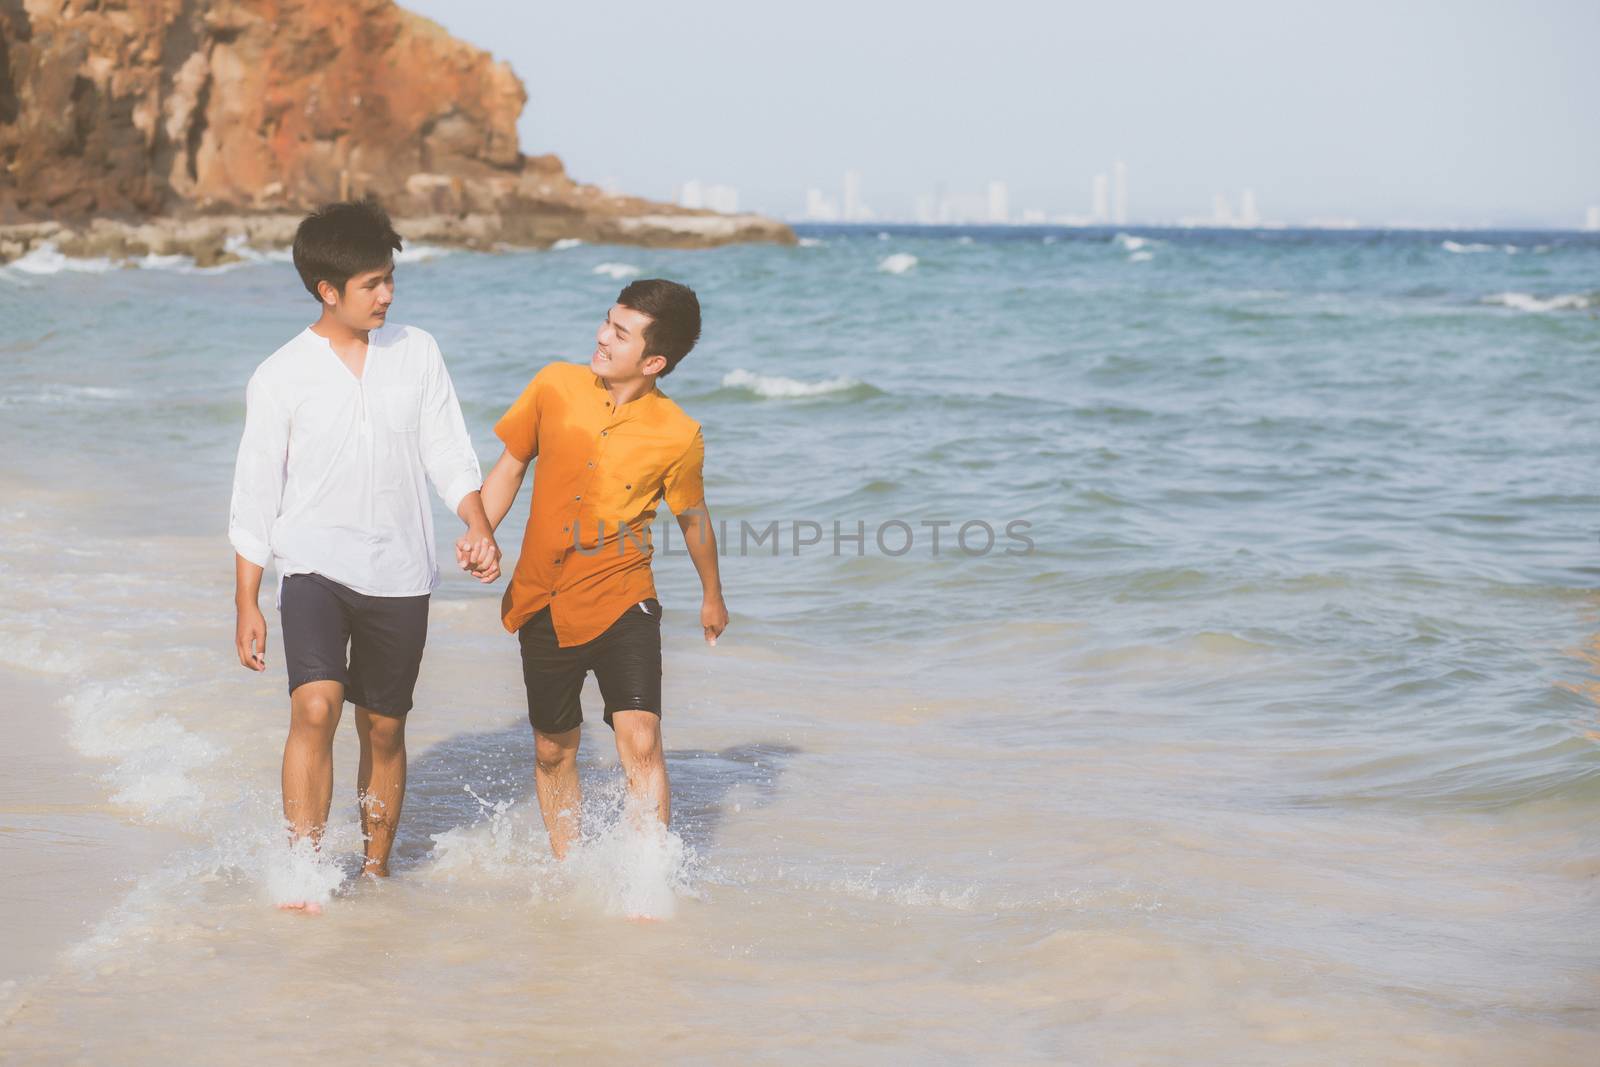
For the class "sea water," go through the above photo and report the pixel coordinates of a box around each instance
[0,226,1596,1062]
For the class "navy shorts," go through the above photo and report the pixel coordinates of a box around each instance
[517,598,662,735]
[279,573,430,717]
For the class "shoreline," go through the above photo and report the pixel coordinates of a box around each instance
[0,210,795,269]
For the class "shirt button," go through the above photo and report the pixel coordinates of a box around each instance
[574,495,581,501]
[587,461,594,468]
[625,483,632,490]
[600,430,608,437]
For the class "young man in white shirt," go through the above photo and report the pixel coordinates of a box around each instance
[229,200,500,906]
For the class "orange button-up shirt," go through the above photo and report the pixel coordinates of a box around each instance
[494,361,705,646]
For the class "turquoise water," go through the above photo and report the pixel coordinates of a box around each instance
[5,227,1595,803]
[1,227,1596,1060]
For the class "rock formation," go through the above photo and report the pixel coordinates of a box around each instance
[0,0,791,260]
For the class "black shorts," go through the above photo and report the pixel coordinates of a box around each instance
[517,598,662,735]
[279,573,430,717]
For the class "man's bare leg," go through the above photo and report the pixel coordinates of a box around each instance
[280,680,344,911]
[612,711,670,828]
[533,726,582,859]
[355,706,407,877]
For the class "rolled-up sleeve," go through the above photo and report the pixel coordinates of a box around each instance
[228,371,289,568]
[419,337,484,513]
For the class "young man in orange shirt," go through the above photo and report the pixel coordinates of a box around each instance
[478,279,727,858]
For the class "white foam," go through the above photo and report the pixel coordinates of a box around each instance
[955,235,975,245]
[6,241,117,275]
[261,835,350,910]
[1480,291,1593,312]
[1129,250,1154,263]
[135,252,194,271]
[550,238,584,251]
[1441,240,1495,254]
[1114,233,1151,252]
[721,368,865,399]
[65,683,219,823]
[877,252,918,274]
[563,797,695,920]
[429,788,535,880]
[394,243,452,265]
[796,237,824,248]
[592,262,640,280]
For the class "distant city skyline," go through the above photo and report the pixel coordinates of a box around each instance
[694,164,1600,230]
[402,0,1600,229]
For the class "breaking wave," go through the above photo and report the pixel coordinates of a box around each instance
[1480,291,1594,313]
[718,368,878,400]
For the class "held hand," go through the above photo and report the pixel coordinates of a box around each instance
[236,603,267,671]
[701,593,728,647]
[457,528,501,584]
[470,534,502,583]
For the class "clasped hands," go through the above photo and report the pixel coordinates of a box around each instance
[455,527,501,583]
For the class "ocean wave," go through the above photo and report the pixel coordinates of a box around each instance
[550,238,584,251]
[1442,240,1519,255]
[719,368,875,400]
[0,383,133,408]
[393,243,452,265]
[592,262,640,280]
[3,234,300,277]
[797,237,825,248]
[1480,291,1594,313]
[1113,233,1152,252]
[5,242,118,275]
[1129,250,1154,263]
[66,681,220,823]
[877,253,918,274]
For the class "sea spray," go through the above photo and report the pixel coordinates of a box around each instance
[563,788,697,920]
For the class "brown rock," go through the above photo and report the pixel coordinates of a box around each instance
[0,0,791,249]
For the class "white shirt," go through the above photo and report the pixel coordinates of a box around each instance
[228,324,483,597]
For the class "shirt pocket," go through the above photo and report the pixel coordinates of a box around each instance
[384,387,422,433]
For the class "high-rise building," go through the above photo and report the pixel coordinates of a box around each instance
[988,180,1009,223]
[1111,160,1128,225]
[706,184,739,214]
[843,170,863,222]
[677,179,704,210]
[1586,205,1600,232]
[1212,192,1234,226]
[914,193,938,225]
[1239,189,1259,228]
[1091,174,1109,222]
[804,188,840,221]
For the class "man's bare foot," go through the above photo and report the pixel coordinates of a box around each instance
[362,862,390,879]
[276,900,324,915]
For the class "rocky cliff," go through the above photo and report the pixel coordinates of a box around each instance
[0,0,790,258]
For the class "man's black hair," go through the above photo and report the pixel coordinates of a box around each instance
[292,198,402,302]
[617,279,701,375]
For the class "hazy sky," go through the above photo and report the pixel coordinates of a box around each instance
[401,0,1599,227]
